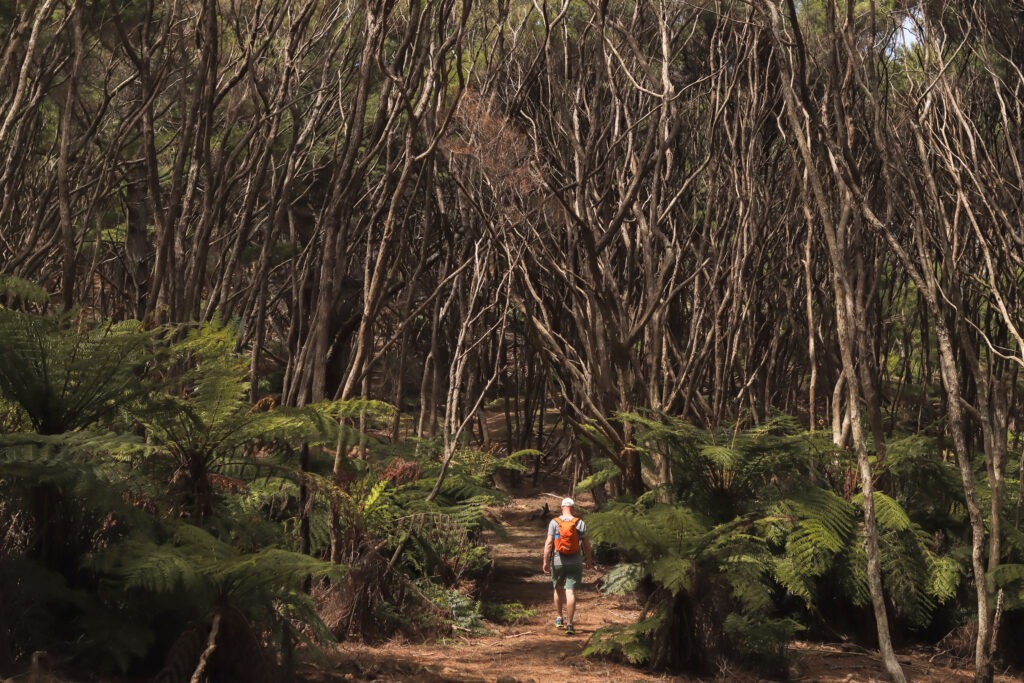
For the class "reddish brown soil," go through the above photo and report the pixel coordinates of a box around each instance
[307,489,1023,683]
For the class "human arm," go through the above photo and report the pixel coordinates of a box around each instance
[582,536,594,570]
[542,532,553,573]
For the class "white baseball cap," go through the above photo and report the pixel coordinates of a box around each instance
[561,497,575,507]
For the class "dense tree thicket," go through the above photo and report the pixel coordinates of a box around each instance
[2,1,1024,682]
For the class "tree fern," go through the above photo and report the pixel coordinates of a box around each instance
[588,412,973,675]
[133,322,393,521]
[89,521,344,629]
[587,499,789,674]
[0,314,453,677]
[0,311,154,434]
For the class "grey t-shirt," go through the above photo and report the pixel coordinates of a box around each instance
[548,515,587,567]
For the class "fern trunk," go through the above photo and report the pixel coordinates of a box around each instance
[183,454,214,521]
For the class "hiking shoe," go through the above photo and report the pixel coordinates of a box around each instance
[555,616,564,629]
[565,623,575,635]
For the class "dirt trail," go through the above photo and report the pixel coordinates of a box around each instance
[312,490,1022,683]
[318,490,660,683]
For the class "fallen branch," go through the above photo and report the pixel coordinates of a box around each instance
[190,613,222,683]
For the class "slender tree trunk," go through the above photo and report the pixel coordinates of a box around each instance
[766,5,904,672]
[933,319,992,682]
[58,5,82,312]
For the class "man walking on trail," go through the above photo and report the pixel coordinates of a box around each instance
[542,497,594,636]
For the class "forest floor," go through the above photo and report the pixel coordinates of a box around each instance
[304,485,1024,683]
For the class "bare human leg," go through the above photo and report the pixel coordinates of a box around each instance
[553,585,566,621]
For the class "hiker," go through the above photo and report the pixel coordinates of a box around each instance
[542,497,594,635]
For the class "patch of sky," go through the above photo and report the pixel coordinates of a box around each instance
[885,6,922,58]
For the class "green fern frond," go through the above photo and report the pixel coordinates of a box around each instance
[488,450,531,474]
[244,407,331,442]
[777,486,856,548]
[588,504,703,555]
[214,547,346,591]
[857,491,912,531]
[649,556,695,596]
[753,413,803,436]
[700,445,741,470]
[927,554,962,603]
[996,557,1024,605]
[168,325,248,424]
[437,495,495,521]
[241,476,298,509]
[879,529,936,625]
[722,556,774,614]
[886,435,963,522]
[307,504,333,555]
[0,311,155,434]
[422,465,506,505]
[361,479,389,512]
[577,457,621,492]
[315,398,396,422]
[277,590,336,646]
[837,543,871,607]
[989,563,1024,592]
[93,522,345,599]
[601,562,644,595]
[212,457,282,482]
[582,507,651,553]
[784,527,834,578]
[507,448,543,460]
[762,486,856,593]
[723,613,803,666]
[618,410,705,447]
[0,429,144,464]
[583,612,666,665]
[0,431,154,521]
[1000,517,1024,555]
[0,275,51,305]
[576,422,616,452]
[635,486,672,506]
[644,504,708,548]
[94,533,214,596]
[773,556,815,604]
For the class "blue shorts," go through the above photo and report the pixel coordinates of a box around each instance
[552,564,583,590]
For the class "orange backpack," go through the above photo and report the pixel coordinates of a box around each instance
[553,517,580,555]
